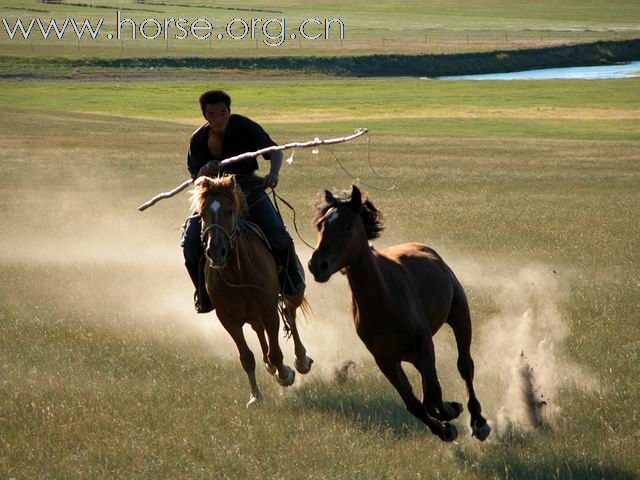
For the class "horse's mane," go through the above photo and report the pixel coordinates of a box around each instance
[314,188,384,240]
[190,174,248,216]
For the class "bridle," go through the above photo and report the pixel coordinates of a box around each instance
[201,221,240,246]
[200,195,241,268]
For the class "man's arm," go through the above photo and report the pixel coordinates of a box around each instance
[264,150,283,189]
[187,143,200,180]
[187,126,213,179]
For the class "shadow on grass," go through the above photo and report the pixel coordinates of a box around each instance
[290,379,429,438]
[452,437,638,480]
[476,456,638,480]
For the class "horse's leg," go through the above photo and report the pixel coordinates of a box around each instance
[375,356,457,442]
[223,320,262,407]
[251,324,277,375]
[284,293,313,374]
[264,312,295,387]
[416,336,463,422]
[448,301,491,441]
[407,356,461,422]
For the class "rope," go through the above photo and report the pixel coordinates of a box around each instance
[366,134,390,180]
[328,145,396,192]
[270,189,315,250]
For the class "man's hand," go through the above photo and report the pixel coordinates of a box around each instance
[264,173,279,189]
[198,161,220,178]
[264,151,283,189]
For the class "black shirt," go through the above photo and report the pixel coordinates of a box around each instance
[187,114,277,183]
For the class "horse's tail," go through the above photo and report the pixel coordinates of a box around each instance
[299,296,315,322]
[279,294,315,337]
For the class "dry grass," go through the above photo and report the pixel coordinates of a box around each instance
[0,78,638,478]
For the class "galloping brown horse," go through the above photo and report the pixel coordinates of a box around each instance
[191,175,313,406]
[308,185,491,442]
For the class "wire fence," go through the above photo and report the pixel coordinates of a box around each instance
[2,29,638,57]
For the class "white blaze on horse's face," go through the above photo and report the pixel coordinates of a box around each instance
[208,200,222,234]
[309,206,355,283]
[210,200,221,219]
[203,197,235,267]
[316,207,339,230]
[327,208,340,225]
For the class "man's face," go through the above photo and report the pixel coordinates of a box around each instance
[203,101,230,134]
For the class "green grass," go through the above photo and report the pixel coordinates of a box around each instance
[1,77,639,478]
[2,77,639,118]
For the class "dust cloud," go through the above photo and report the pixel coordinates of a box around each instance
[4,172,596,423]
[1,176,369,376]
[451,260,598,439]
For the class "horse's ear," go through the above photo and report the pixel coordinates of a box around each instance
[325,190,337,204]
[350,184,362,210]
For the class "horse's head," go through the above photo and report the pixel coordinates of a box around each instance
[191,175,246,268]
[309,184,383,282]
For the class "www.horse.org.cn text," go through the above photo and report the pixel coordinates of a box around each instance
[1,11,346,47]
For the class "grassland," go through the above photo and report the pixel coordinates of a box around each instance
[3,0,639,81]
[1,0,640,58]
[0,75,638,478]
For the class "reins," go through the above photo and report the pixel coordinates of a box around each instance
[270,188,316,250]
[203,217,273,294]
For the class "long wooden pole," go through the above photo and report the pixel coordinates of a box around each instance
[138,128,368,211]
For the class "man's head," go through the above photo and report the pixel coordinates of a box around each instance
[199,90,231,135]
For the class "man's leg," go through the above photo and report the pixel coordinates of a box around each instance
[181,215,214,313]
[246,191,305,294]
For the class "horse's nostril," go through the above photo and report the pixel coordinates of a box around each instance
[320,260,328,271]
[220,247,227,258]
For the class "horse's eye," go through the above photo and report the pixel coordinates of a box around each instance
[345,222,354,232]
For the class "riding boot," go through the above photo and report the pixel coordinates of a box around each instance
[275,243,306,295]
[195,257,215,313]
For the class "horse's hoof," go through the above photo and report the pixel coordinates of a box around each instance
[472,421,491,441]
[447,401,464,420]
[246,394,262,408]
[294,355,314,374]
[276,365,295,387]
[439,422,458,442]
[264,363,277,375]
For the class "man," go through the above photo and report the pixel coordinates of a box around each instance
[181,89,305,313]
